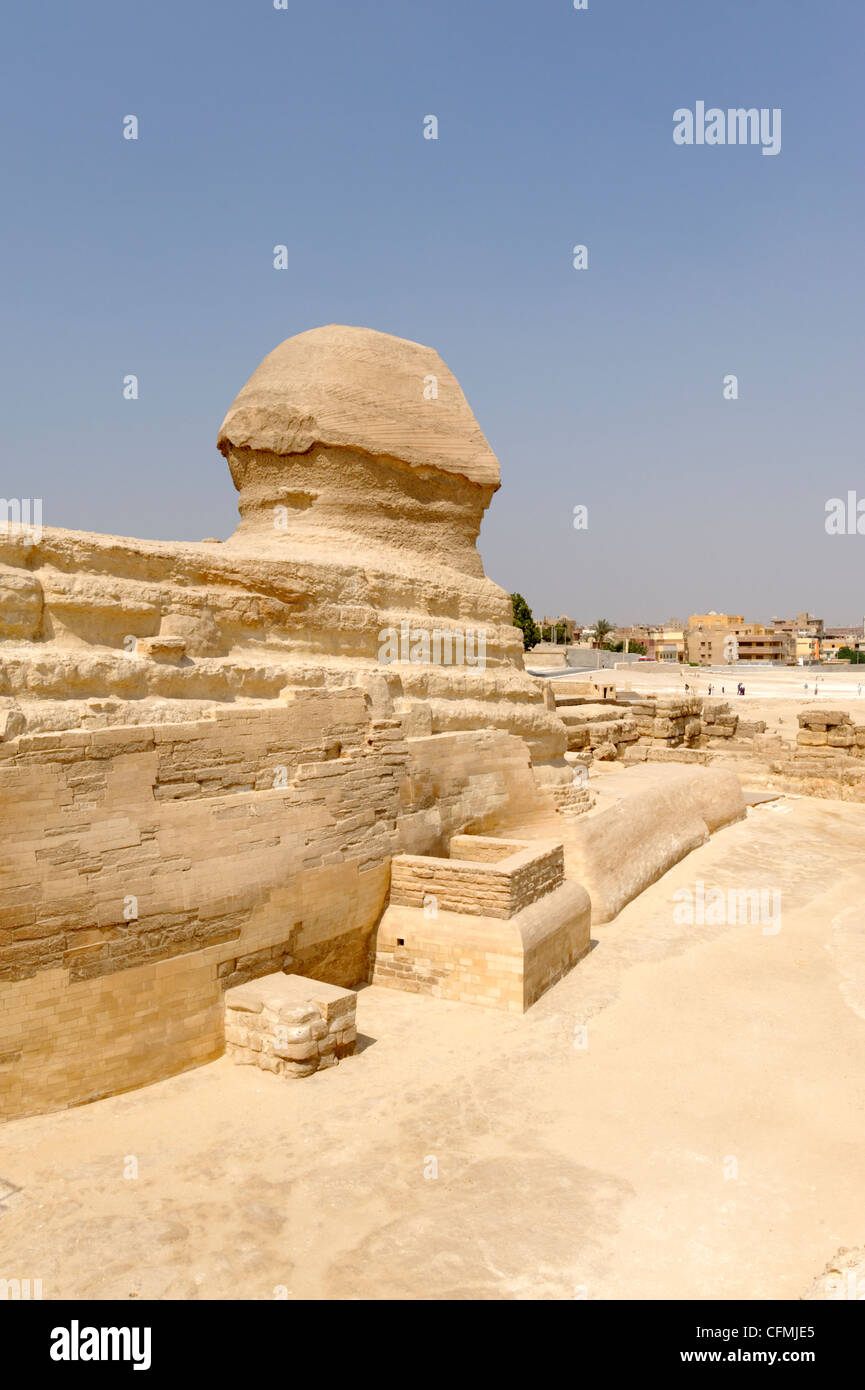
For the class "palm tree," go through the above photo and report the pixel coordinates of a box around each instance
[594,618,613,649]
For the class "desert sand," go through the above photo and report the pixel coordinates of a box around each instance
[2,793,863,1300]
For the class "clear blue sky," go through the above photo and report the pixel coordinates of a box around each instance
[2,0,863,625]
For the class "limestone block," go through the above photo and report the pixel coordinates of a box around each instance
[586,721,626,746]
[137,636,187,665]
[622,746,648,764]
[594,742,618,761]
[646,747,707,765]
[279,1024,313,1043]
[653,717,685,738]
[282,1061,318,1079]
[0,702,26,741]
[224,987,264,1015]
[274,1039,319,1062]
[736,720,767,738]
[0,566,43,640]
[557,703,620,726]
[828,728,855,747]
[798,710,849,729]
[224,971,357,1078]
[290,974,358,1027]
[159,608,222,658]
[393,698,432,738]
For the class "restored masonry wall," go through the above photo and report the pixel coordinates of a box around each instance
[0,690,547,1118]
[389,843,563,918]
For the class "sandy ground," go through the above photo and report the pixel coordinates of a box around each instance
[2,795,864,1301]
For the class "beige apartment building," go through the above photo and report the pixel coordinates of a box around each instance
[771,612,824,663]
[648,622,686,662]
[686,613,793,665]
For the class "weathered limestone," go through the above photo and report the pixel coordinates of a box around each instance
[224,972,357,1077]
[745,708,865,803]
[0,326,564,760]
[0,325,756,1122]
[563,764,747,923]
[0,693,552,1117]
[372,835,591,1011]
[217,323,501,490]
[558,703,640,758]
[700,700,739,741]
[556,690,707,766]
[0,326,581,1118]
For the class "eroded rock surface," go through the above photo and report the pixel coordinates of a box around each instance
[0,325,563,759]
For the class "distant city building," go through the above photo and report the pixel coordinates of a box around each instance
[648,621,686,662]
[771,612,824,663]
[771,611,824,637]
[686,613,793,665]
[822,625,864,661]
[535,608,861,664]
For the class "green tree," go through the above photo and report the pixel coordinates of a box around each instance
[593,618,613,648]
[608,639,647,655]
[510,593,541,651]
[838,646,865,663]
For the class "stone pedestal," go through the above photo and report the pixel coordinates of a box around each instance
[372,835,590,1013]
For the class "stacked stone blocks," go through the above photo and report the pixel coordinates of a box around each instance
[224,972,357,1078]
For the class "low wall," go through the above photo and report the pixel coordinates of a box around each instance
[0,692,545,1119]
[389,840,562,919]
[563,765,747,923]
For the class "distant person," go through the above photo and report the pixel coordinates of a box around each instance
[859,684,862,697]
[708,683,713,696]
